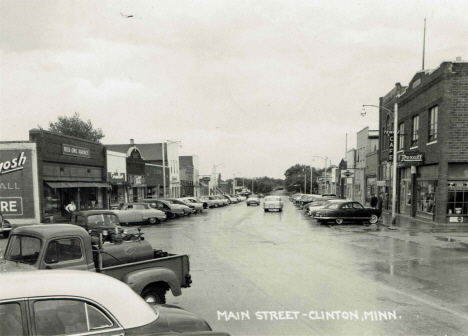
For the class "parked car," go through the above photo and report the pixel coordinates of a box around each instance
[140,199,186,219]
[305,198,336,216]
[213,195,229,206]
[115,202,166,225]
[0,211,12,238]
[0,270,229,336]
[70,210,126,242]
[180,198,204,212]
[235,195,246,201]
[263,196,283,212]
[199,196,216,208]
[2,224,192,304]
[312,200,382,224]
[161,199,193,215]
[246,195,261,206]
[222,195,237,204]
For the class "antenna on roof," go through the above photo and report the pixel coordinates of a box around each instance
[422,17,426,70]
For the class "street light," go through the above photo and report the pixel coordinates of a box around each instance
[361,102,398,227]
[313,156,328,194]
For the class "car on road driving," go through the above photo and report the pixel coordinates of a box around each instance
[263,196,283,212]
[246,195,261,206]
[0,270,229,336]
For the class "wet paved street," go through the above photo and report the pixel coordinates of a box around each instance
[3,194,468,335]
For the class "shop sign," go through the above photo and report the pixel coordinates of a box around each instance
[202,176,211,182]
[399,151,423,163]
[0,197,23,215]
[0,148,35,219]
[0,152,27,175]
[63,144,91,158]
[377,180,386,187]
[108,172,126,183]
[341,170,354,178]
[449,216,464,223]
[387,131,395,161]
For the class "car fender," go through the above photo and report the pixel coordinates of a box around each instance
[122,268,182,296]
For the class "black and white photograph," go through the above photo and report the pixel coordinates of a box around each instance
[1,0,468,335]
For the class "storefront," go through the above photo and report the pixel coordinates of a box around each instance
[446,163,468,223]
[126,147,146,202]
[29,129,109,222]
[415,164,438,221]
[399,167,412,215]
[145,163,169,199]
[106,150,128,208]
[0,142,41,224]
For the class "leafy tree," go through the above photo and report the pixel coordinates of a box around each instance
[44,112,105,142]
[284,164,322,193]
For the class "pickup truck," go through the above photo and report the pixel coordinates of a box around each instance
[115,202,166,224]
[1,224,192,304]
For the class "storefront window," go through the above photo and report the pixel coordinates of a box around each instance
[417,181,436,214]
[447,182,468,215]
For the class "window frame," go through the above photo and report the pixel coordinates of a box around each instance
[0,300,28,336]
[411,115,419,147]
[29,297,120,336]
[398,122,405,150]
[429,106,438,142]
[44,237,84,265]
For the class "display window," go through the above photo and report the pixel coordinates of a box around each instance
[417,181,436,214]
[447,182,468,215]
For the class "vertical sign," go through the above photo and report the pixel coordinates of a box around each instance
[388,131,394,161]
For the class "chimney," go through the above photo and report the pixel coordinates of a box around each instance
[130,139,134,145]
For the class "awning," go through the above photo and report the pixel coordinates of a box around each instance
[46,182,110,189]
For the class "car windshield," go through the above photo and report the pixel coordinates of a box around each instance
[265,197,281,201]
[312,200,326,206]
[4,235,42,265]
[87,214,119,227]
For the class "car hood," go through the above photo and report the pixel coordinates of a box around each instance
[151,304,212,333]
[0,258,37,272]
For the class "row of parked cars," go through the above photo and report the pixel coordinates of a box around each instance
[0,194,244,335]
[290,193,382,225]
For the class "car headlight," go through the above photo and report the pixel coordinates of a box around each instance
[102,229,108,236]
[123,229,128,234]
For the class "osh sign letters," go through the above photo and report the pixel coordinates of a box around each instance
[63,144,91,158]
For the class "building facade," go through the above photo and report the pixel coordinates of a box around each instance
[179,155,200,197]
[355,127,379,206]
[395,60,468,223]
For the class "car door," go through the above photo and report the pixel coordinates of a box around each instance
[352,202,367,220]
[118,205,137,223]
[29,298,124,336]
[339,203,354,219]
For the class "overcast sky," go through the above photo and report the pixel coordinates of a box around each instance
[1,0,467,179]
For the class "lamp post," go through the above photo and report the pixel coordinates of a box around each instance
[361,102,398,227]
[313,156,328,194]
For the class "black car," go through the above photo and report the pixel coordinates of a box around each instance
[312,200,381,225]
[71,210,125,241]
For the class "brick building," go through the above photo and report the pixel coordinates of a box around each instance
[386,60,468,223]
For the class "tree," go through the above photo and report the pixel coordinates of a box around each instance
[44,112,105,142]
[284,164,321,193]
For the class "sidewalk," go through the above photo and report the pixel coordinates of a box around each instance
[330,212,468,251]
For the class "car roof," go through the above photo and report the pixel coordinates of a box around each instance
[73,210,117,216]
[11,224,88,240]
[0,270,157,329]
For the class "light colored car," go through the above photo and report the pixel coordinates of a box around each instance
[263,196,283,212]
[115,202,166,224]
[213,195,229,206]
[140,199,186,218]
[180,198,204,212]
[199,196,215,208]
[235,195,246,201]
[161,199,192,215]
[246,195,260,206]
[0,270,229,336]
[306,198,337,216]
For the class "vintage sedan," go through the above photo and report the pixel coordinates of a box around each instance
[313,200,381,224]
[180,198,204,212]
[0,270,229,336]
[246,195,261,206]
[263,196,283,212]
[213,195,229,206]
[140,199,186,219]
[161,199,193,215]
[115,203,166,225]
[70,210,126,241]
